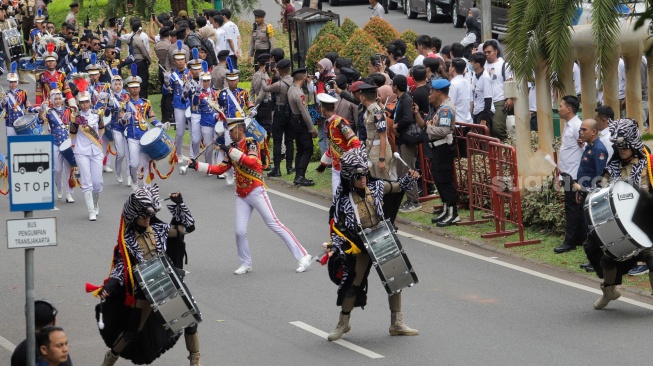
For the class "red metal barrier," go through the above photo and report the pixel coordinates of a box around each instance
[417,144,439,203]
[458,132,500,225]
[452,123,491,202]
[482,141,541,247]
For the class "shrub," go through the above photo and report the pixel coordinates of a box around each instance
[363,17,400,48]
[306,34,346,72]
[400,29,419,48]
[315,20,343,42]
[340,18,359,40]
[341,29,385,76]
[405,43,418,65]
[521,177,566,236]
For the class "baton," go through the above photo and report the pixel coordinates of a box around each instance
[178,144,211,175]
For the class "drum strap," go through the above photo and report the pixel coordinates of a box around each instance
[7,91,23,113]
[135,227,157,260]
[226,88,245,117]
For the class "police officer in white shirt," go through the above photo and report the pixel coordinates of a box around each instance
[554,95,585,254]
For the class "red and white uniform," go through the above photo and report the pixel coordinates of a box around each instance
[36,70,75,106]
[320,115,360,195]
[196,137,308,266]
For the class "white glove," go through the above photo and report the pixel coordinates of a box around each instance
[248,108,257,117]
[122,112,132,121]
[162,122,170,130]
[164,71,171,84]
[97,92,108,100]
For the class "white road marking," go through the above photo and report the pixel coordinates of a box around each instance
[0,334,15,352]
[268,189,653,311]
[289,321,384,359]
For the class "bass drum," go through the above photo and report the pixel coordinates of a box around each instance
[2,27,24,62]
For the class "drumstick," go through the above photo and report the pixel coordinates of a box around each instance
[544,154,557,169]
[97,301,105,330]
[393,152,411,169]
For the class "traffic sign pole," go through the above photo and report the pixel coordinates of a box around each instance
[24,210,35,366]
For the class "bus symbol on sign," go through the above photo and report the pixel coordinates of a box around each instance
[13,153,50,174]
[8,135,55,212]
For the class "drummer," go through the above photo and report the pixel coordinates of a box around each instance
[592,119,653,310]
[0,61,37,137]
[162,40,190,163]
[184,49,203,158]
[195,61,221,165]
[88,184,202,366]
[43,81,75,203]
[105,68,131,186]
[86,53,114,175]
[324,148,420,341]
[35,42,76,108]
[123,64,168,190]
[69,80,104,221]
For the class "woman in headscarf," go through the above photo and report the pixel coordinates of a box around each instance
[324,148,420,341]
[316,58,336,94]
[87,184,202,366]
[461,8,482,57]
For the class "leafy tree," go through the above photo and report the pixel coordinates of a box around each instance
[340,17,358,40]
[315,20,343,42]
[306,34,345,71]
[362,17,400,48]
[341,29,384,74]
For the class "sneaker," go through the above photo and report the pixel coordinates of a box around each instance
[628,265,649,276]
[217,174,226,179]
[399,201,421,213]
[103,165,114,173]
[116,172,123,183]
[296,254,312,273]
[65,193,74,203]
[234,265,252,275]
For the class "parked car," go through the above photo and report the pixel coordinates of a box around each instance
[396,0,476,24]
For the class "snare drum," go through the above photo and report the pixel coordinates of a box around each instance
[244,117,267,144]
[18,56,44,72]
[134,254,203,334]
[585,181,653,261]
[359,219,418,295]
[140,128,174,161]
[58,139,77,167]
[14,114,43,135]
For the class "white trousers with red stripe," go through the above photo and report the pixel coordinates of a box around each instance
[234,186,307,266]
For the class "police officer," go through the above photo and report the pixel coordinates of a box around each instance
[250,53,273,168]
[263,58,294,177]
[288,67,317,186]
[415,79,459,227]
[247,9,273,66]
[572,119,609,203]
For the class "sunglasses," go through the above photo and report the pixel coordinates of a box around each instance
[92,43,100,46]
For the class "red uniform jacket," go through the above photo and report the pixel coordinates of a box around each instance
[196,137,265,197]
[321,115,360,171]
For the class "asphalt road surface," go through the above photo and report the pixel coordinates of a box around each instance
[2,45,653,366]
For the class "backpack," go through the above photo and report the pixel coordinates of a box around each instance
[198,35,218,67]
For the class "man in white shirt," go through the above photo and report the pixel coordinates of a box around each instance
[449,58,472,123]
[594,105,615,161]
[469,52,494,127]
[120,24,151,53]
[370,0,385,18]
[212,14,229,55]
[413,35,431,66]
[482,40,511,140]
[554,95,585,254]
[221,8,241,69]
[618,57,626,118]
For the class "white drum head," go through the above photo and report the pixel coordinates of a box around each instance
[214,122,225,136]
[611,181,653,248]
[59,138,72,151]
[103,113,112,125]
[244,117,252,128]
[140,128,161,146]
[185,107,191,118]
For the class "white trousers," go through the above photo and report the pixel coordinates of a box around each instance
[53,148,73,194]
[200,126,215,164]
[75,153,103,193]
[234,186,307,266]
[101,133,111,166]
[331,168,341,197]
[174,108,187,157]
[128,138,150,186]
[112,129,130,178]
[190,114,201,158]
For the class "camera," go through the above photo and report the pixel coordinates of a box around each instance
[325,79,336,92]
[373,53,382,66]
[151,12,155,20]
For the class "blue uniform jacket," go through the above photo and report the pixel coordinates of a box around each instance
[577,139,608,189]
[163,68,191,110]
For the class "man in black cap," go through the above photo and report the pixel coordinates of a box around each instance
[11,300,73,366]
[263,58,295,177]
[248,9,274,66]
[66,2,79,33]
[211,49,230,90]
[155,26,173,124]
[288,68,317,186]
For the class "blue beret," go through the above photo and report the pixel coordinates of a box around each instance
[431,78,451,90]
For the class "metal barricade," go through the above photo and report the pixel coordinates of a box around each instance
[417,143,439,204]
[458,132,500,225]
[482,141,541,247]
[453,122,491,204]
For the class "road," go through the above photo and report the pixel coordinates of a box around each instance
[1,34,653,365]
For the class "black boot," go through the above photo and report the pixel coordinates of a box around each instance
[267,166,281,177]
[437,205,460,227]
[287,164,295,175]
[294,169,314,186]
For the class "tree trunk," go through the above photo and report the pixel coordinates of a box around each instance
[170,0,189,16]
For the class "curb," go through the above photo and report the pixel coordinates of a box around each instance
[265,175,653,300]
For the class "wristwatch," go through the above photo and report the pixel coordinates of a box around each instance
[378,157,386,162]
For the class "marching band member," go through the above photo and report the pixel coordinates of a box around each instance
[106,68,131,185]
[28,8,45,52]
[35,42,76,108]
[43,81,75,203]
[69,77,104,221]
[325,148,420,341]
[0,62,36,137]
[88,184,202,366]
[195,61,221,164]
[184,49,203,158]
[314,93,361,196]
[187,118,312,274]
[86,53,114,174]
[123,64,167,190]
[592,119,653,309]
[162,40,190,163]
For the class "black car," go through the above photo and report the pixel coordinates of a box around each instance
[398,0,475,26]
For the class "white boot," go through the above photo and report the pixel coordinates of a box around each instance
[103,165,114,173]
[327,312,351,341]
[116,171,123,183]
[127,175,133,187]
[92,192,100,216]
[594,283,621,310]
[389,312,419,336]
[57,187,63,199]
[65,193,75,203]
[101,350,119,366]
[84,191,96,221]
